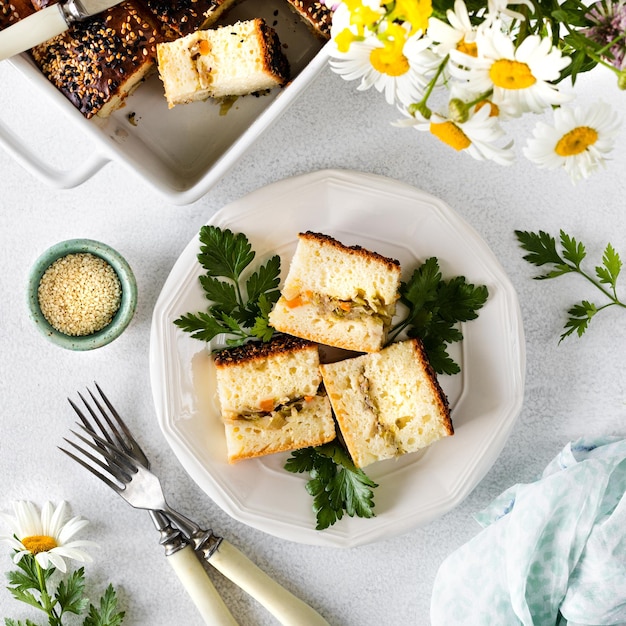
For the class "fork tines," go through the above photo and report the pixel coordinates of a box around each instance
[67,383,150,468]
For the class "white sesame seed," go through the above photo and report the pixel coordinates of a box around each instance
[37,253,122,336]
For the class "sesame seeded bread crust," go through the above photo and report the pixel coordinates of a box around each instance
[0,0,34,30]
[139,0,238,39]
[268,231,401,353]
[30,1,164,118]
[285,0,334,39]
[214,334,336,463]
[213,334,317,368]
[320,338,453,468]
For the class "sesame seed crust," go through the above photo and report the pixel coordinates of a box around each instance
[284,0,333,39]
[213,335,316,368]
[141,0,237,39]
[30,1,164,118]
[0,0,33,30]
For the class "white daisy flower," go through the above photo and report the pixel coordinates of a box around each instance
[523,102,622,183]
[486,0,535,23]
[396,102,515,165]
[329,25,439,107]
[427,0,478,58]
[450,25,573,117]
[0,501,96,572]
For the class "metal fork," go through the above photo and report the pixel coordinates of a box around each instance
[62,392,238,626]
[67,386,220,558]
[61,385,330,626]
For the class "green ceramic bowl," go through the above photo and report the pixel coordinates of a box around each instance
[27,239,137,350]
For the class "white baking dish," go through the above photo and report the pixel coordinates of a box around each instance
[0,0,330,205]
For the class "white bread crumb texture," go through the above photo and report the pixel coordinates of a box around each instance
[223,395,335,462]
[281,232,401,305]
[321,340,452,468]
[157,18,289,106]
[215,343,321,415]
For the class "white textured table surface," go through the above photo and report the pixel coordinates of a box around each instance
[1,54,625,626]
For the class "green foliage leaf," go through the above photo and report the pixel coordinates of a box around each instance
[176,227,281,346]
[515,229,565,267]
[518,229,626,341]
[173,312,229,343]
[391,257,488,374]
[245,255,281,303]
[561,300,598,341]
[596,242,621,287]
[56,567,88,616]
[199,276,239,315]
[83,584,125,626]
[560,230,586,268]
[285,443,378,530]
[197,226,254,280]
[7,588,43,612]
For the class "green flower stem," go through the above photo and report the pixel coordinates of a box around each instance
[575,267,626,307]
[410,54,449,118]
[464,89,494,109]
[34,560,62,626]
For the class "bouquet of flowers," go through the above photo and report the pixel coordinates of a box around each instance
[323,0,624,182]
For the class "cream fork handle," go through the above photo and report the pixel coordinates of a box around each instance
[167,545,239,626]
[208,540,330,626]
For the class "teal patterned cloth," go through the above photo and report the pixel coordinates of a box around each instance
[431,436,626,625]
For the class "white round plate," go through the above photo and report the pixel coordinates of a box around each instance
[149,169,525,548]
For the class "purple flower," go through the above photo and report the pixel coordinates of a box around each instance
[585,0,626,70]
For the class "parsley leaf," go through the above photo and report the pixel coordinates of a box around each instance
[5,553,123,626]
[285,442,378,530]
[388,257,489,375]
[83,584,125,626]
[175,226,281,347]
[55,567,88,616]
[198,226,254,281]
[516,229,626,341]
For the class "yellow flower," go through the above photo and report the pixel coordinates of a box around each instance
[387,0,433,33]
[371,22,410,76]
[344,0,381,35]
[335,27,360,53]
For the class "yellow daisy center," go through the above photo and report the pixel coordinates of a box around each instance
[489,59,536,90]
[430,121,471,151]
[22,535,58,554]
[456,38,478,57]
[370,39,409,76]
[555,126,599,156]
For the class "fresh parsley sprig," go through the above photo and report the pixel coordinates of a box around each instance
[388,257,489,375]
[284,442,378,530]
[5,555,124,626]
[174,226,281,346]
[516,229,626,341]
